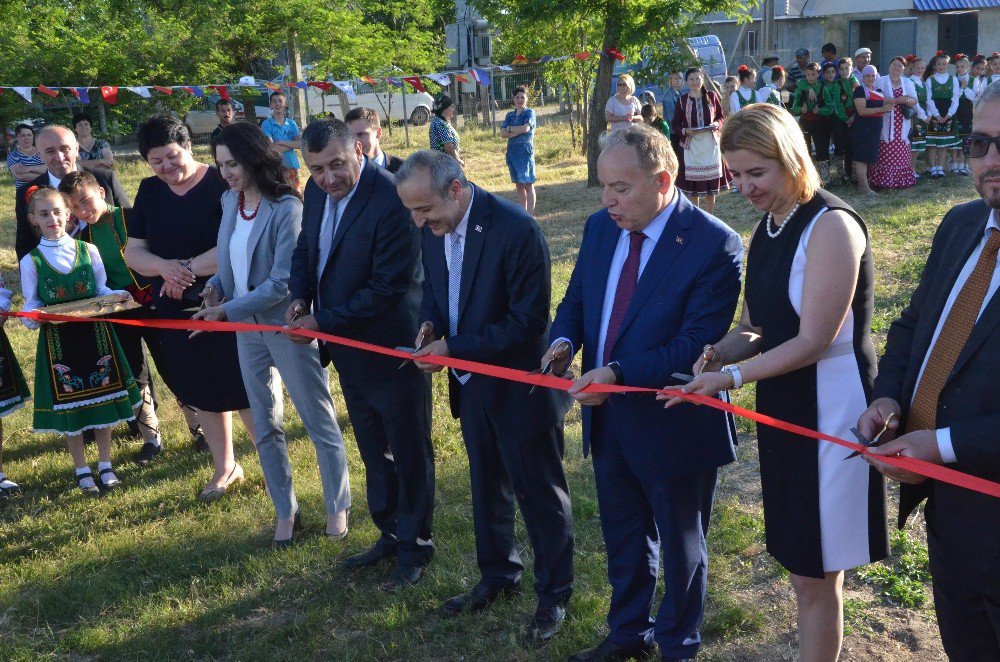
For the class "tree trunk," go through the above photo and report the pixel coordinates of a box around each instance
[587,2,624,186]
[287,30,308,127]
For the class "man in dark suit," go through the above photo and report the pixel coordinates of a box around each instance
[15,125,130,260]
[547,124,742,661]
[397,150,575,644]
[859,82,1000,662]
[345,107,404,173]
[285,118,435,590]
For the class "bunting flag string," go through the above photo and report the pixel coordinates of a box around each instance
[0,45,614,106]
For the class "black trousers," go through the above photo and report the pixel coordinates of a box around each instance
[340,367,435,567]
[457,378,574,606]
[832,118,853,173]
[808,117,833,163]
[928,518,1000,661]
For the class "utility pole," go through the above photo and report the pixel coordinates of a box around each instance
[761,0,776,57]
[287,30,308,127]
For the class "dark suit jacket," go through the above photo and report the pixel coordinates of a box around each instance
[873,199,1000,565]
[289,159,422,379]
[15,166,131,260]
[419,183,566,428]
[382,152,404,174]
[550,192,743,474]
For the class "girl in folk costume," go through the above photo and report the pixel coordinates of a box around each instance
[19,186,140,497]
[971,54,990,98]
[0,274,32,500]
[952,53,975,175]
[905,55,929,176]
[869,56,919,189]
[672,67,732,214]
[729,65,758,114]
[985,53,1000,87]
[923,51,961,178]
[757,66,784,105]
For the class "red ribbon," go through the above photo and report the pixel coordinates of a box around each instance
[9,310,1000,500]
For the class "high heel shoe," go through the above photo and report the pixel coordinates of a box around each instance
[274,511,303,548]
[198,464,244,502]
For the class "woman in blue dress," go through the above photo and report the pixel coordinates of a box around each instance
[500,86,537,213]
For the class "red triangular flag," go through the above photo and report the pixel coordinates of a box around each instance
[512,55,529,65]
[152,86,173,95]
[604,47,626,62]
[574,51,592,60]
[208,85,230,100]
[37,85,59,97]
[308,81,334,92]
[100,86,118,104]
[68,88,81,99]
[402,76,426,93]
[362,76,377,86]
[455,73,471,84]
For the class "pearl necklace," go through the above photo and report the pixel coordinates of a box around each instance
[765,202,801,239]
[238,191,262,221]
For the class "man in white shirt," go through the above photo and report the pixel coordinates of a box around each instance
[858,80,1000,662]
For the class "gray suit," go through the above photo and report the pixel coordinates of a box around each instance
[209,191,350,519]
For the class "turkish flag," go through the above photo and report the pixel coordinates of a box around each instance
[402,76,426,93]
[100,86,119,104]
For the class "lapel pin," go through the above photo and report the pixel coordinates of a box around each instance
[675,235,684,244]
[475,225,483,233]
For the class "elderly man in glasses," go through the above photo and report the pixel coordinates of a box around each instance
[857,80,1000,662]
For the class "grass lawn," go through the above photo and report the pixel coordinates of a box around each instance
[0,121,980,660]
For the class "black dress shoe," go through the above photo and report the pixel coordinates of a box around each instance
[568,636,656,661]
[523,603,567,644]
[134,442,161,466]
[191,426,209,453]
[441,581,521,617]
[96,468,121,492]
[341,537,397,569]
[75,471,101,498]
[383,563,424,591]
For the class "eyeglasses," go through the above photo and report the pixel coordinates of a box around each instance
[963,134,1000,158]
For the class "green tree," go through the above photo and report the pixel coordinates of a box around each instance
[474,0,755,184]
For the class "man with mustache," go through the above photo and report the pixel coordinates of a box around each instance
[858,80,1000,661]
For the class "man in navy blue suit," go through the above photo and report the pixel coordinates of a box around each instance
[397,150,575,644]
[547,124,743,661]
[285,119,435,591]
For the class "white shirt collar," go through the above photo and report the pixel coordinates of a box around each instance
[40,233,73,247]
[988,209,1000,235]
[449,187,474,240]
[374,150,386,168]
[621,189,678,243]
[48,171,63,188]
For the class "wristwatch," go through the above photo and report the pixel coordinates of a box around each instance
[720,364,743,390]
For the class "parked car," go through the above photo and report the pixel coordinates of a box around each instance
[305,83,435,125]
[613,34,728,101]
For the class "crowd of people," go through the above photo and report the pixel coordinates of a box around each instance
[1,61,999,661]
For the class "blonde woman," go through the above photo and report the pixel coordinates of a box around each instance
[661,104,888,662]
[605,73,643,132]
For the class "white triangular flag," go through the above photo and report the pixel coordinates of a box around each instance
[13,86,32,103]
[332,81,357,102]
[425,73,451,86]
[126,86,151,98]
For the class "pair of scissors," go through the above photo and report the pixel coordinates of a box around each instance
[528,340,571,394]
[845,412,896,459]
[397,322,434,369]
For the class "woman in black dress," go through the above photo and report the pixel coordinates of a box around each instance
[851,64,895,194]
[125,115,254,500]
[662,104,888,661]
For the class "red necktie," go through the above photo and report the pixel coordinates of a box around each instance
[603,231,646,366]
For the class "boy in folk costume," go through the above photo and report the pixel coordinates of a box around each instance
[792,62,824,175]
[923,51,961,178]
[19,186,140,496]
[757,66,784,105]
[59,171,165,464]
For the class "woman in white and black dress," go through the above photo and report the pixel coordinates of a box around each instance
[661,104,888,662]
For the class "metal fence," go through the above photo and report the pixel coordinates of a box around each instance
[449,64,570,130]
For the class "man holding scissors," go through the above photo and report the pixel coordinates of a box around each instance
[396,149,574,644]
[858,81,1000,661]
[285,119,435,591]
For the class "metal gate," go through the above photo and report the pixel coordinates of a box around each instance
[880,18,917,71]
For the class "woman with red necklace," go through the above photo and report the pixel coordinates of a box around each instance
[192,122,351,546]
[125,115,255,501]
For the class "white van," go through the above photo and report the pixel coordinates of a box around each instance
[306,83,435,125]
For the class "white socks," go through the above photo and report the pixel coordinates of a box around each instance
[75,466,97,490]
[0,472,17,490]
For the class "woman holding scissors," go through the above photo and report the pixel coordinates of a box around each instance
[660,104,888,662]
[192,122,350,545]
